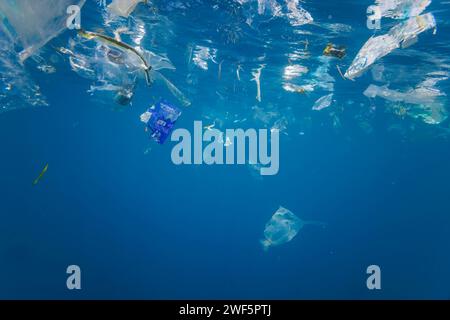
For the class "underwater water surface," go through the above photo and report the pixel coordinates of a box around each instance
[0,0,450,299]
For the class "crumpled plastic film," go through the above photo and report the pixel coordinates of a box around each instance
[0,0,86,61]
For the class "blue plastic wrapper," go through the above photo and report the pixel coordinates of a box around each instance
[142,100,182,144]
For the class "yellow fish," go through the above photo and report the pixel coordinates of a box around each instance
[33,164,48,186]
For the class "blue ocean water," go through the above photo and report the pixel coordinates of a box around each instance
[0,0,450,299]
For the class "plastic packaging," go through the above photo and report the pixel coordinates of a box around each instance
[285,0,313,27]
[345,13,436,79]
[108,0,146,18]
[0,0,86,61]
[140,100,182,144]
[261,206,325,251]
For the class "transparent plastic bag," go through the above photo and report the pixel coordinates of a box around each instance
[261,206,325,251]
[0,0,86,61]
[107,0,145,18]
[345,13,436,79]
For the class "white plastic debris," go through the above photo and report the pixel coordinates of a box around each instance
[107,0,145,18]
[257,0,283,16]
[285,0,313,26]
[192,45,217,71]
[66,34,190,107]
[313,93,333,111]
[364,73,448,124]
[284,57,334,94]
[261,206,301,251]
[140,111,152,124]
[389,13,436,45]
[312,56,335,92]
[261,206,325,251]
[282,83,315,93]
[375,0,431,20]
[283,64,308,81]
[345,13,436,79]
[371,64,385,82]
[364,74,447,105]
[0,0,86,61]
[0,29,48,113]
[408,102,448,125]
[252,65,265,102]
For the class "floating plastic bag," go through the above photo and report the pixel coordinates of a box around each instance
[389,13,436,45]
[0,0,86,61]
[286,56,334,94]
[64,31,190,106]
[261,206,324,251]
[323,43,346,59]
[345,34,398,80]
[407,102,448,125]
[345,13,436,79]
[285,0,313,27]
[364,72,448,124]
[313,93,333,111]
[252,65,265,102]
[140,100,182,144]
[108,0,146,18]
[364,83,444,105]
[257,0,283,16]
[0,28,48,114]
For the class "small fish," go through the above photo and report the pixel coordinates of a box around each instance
[143,147,152,155]
[33,164,48,186]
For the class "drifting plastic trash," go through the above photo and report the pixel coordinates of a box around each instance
[389,13,436,46]
[140,100,182,144]
[108,0,147,18]
[286,0,313,27]
[345,13,436,79]
[66,36,141,105]
[323,43,346,59]
[313,93,333,111]
[0,0,86,62]
[284,56,334,94]
[261,206,325,251]
[364,83,444,105]
[283,64,308,81]
[64,30,190,106]
[252,65,265,102]
[192,45,217,71]
[241,0,311,28]
[33,164,49,186]
[77,29,152,84]
[0,28,48,114]
[255,0,283,16]
[283,83,314,94]
[375,0,431,20]
[364,72,447,104]
[407,102,448,125]
[364,73,448,124]
[345,34,398,80]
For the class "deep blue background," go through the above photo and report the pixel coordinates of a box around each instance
[0,0,449,299]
